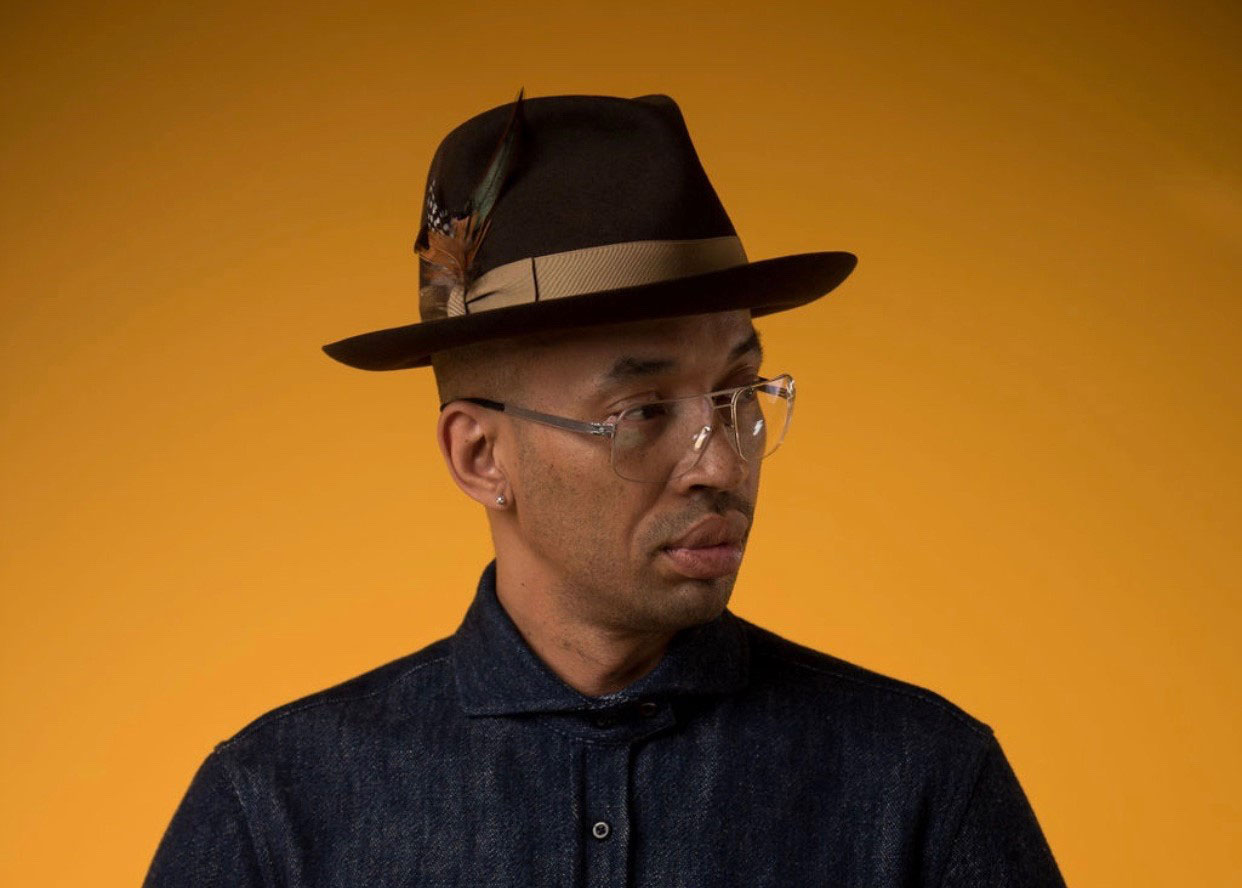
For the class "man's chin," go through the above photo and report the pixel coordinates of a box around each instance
[655,572,738,628]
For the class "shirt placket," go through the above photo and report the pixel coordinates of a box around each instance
[562,701,676,888]
[581,739,631,888]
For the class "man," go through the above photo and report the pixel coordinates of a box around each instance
[144,90,1067,886]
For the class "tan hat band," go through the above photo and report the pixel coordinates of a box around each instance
[428,235,748,318]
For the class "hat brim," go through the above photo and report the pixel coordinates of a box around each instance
[321,251,857,371]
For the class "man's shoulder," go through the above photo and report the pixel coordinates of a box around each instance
[215,634,456,757]
[733,613,994,744]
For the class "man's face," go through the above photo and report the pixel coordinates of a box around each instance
[497,309,765,635]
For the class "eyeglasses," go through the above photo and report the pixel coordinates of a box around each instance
[440,374,795,483]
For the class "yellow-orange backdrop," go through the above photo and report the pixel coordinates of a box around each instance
[2,1,1239,885]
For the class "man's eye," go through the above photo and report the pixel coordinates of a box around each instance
[625,402,670,422]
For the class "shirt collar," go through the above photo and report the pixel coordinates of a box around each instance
[452,559,751,717]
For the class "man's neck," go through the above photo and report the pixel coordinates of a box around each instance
[493,556,674,699]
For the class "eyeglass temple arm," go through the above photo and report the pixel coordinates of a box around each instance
[440,397,614,438]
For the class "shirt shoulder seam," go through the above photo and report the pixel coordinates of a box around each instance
[218,653,452,749]
[761,648,993,740]
[930,731,999,888]
[212,746,278,888]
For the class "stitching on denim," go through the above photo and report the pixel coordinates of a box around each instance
[930,732,996,888]
[215,748,279,888]
[461,698,665,716]
[220,654,452,747]
[461,698,618,715]
[539,720,658,746]
[568,743,583,886]
[763,650,992,739]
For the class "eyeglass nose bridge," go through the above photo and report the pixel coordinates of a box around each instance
[708,390,748,456]
[708,391,738,424]
[677,420,749,483]
[676,397,749,479]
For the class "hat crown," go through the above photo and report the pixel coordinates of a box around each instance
[420,93,738,282]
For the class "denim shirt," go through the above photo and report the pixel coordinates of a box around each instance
[144,561,1067,887]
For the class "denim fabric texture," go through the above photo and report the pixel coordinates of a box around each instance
[144,560,1067,887]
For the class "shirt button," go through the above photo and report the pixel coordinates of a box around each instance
[638,701,658,718]
[591,820,611,840]
[591,713,614,728]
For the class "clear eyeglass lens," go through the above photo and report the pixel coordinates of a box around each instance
[610,378,793,482]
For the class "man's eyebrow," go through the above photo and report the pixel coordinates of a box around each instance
[602,355,677,382]
[730,328,763,366]
[598,327,764,386]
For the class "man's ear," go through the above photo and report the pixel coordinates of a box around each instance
[436,403,510,510]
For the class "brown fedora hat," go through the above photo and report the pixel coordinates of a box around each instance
[322,89,857,371]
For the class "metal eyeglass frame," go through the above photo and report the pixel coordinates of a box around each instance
[438,373,796,482]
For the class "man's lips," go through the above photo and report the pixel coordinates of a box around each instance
[659,513,748,580]
[660,543,744,579]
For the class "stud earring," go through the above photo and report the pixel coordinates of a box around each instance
[495,494,508,507]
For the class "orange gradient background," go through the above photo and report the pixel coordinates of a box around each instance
[3,2,1239,885]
